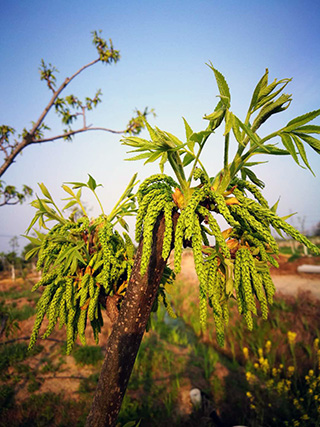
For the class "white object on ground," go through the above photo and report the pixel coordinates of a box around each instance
[297,264,320,274]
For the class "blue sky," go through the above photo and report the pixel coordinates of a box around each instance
[1,0,320,253]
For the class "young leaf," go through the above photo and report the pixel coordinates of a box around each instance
[295,133,320,154]
[248,69,269,112]
[182,117,193,140]
[284,109,320,132]
[291,134,314,175]
[207,62,231,108]
[38,183,52,201]
[62,184,76,197]
[280,133,300,165]
[87,174,98,191]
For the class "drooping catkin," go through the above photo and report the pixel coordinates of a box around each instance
[197,206,231,259]
[234,179,269,208]
[28,282,57,350]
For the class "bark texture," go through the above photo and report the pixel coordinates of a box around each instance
[86,212,177,427]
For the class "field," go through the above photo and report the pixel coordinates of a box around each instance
[1,251,320,426]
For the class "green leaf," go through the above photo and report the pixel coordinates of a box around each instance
[190,130,211,144]
[25,246,41,261]
[294,125,320,134]
[236,117,266,150]
[144,151,162,164]
[224,110,233,136]
[251,94,292,132]
[118,217,129,231]
[284,109,320,131]
[38,183,52,201]
[125,152,152,161]
[183,152,195,167]
[159,152,168,173]
[291,134,314,175]
[62,184,76,196]
[87,174,97,191]
[280,133,300,165]
[182,117,193,140]
[241,167,265,188]
[255,144,290,155]
[145,120,158,142]
[248,69,269,111]
[63,200,78,211]
[271,197,280,213]
[293,133,320,154]
[207,62,231,108]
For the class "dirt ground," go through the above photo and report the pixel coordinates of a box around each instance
[175,251,320,300]
[1,252,320,411]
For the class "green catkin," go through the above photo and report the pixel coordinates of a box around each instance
[89,275,95,298]
[210,190,240,228]
[173,210,186,274]
[59,294,67,329]
[79,279,89,307]
[207,256,218,304]
[261,270,276,305]
[135,188,163,241]
[162,202,174,260]
[88,285,100,321]
[28,282,57,350]
[137,174,178,200]
[234,250,244,314]
[78,307,88,345]
[140,195,166,275]
[192,218,208,330]
[239,249,255,314]
[123,232,135,260]
[235,180,269,208]
[31,270,59,292]
[66,306,76,354]
[197,206,231,259]
[230,204,278,252]
[65,277,74,310]
[42,284,64,338]
[245,234,279,268]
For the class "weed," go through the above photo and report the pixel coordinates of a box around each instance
[9,304,36,321]
[73,345,104,366]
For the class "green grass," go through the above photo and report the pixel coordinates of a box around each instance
[73,345,104,366]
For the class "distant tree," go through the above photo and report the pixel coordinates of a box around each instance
[0,30,153,206]
[313,221,320,236]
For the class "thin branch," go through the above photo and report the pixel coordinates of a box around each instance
[33,126,127,144]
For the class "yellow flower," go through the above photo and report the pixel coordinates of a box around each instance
[243,347,249,360]
[309,388,313,394]
[301,414,309,420]
[309,369,314,377]
[287,331,297,345]
[254,363,259,370]
[258,348,263,358]
[272,368,278,377]
[246,391,252,398]
[279,364,284,370]
[287,366,295,377]
[265,340,272,353]
[314,338,319,350]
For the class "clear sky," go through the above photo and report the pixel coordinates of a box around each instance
[1,0,320,253]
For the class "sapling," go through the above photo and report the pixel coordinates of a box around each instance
[26,65,320,426]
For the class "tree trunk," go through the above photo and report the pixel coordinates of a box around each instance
[86,212,178,427]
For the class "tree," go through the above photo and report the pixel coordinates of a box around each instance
[0,30,153,206]
[26,66,320,426]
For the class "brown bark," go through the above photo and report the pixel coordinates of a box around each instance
[86,212,178,427]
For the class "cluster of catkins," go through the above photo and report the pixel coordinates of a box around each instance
[29,216,134,354]
[136,172,320,346]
